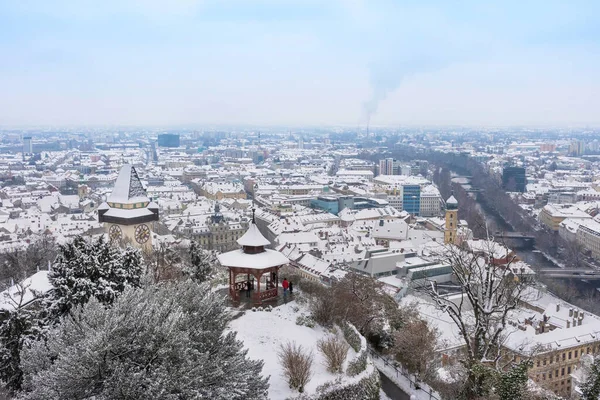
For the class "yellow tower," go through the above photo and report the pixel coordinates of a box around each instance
[444,193,458,245]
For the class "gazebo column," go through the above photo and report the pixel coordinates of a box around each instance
[254,272,262,304]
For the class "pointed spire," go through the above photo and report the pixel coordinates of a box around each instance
[252,207,256,224]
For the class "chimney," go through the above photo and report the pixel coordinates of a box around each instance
[567,320,571,328]
[581,313,585,321]
[574,309,579,319]
[535,327,540,335]
[569,308,573,317]
[573,319,577,328]
[556,304,560,312]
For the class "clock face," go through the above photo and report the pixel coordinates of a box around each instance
[135,224,151,244]
[109,225,122,242]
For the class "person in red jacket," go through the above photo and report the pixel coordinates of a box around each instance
[282,278,289,298]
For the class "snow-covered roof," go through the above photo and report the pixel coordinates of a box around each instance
[218,248,289,269]
[107,165,150,204]
[102,207,156,219]
[0,271,52,311]
[237,223,271,247]
[446,195,458,205]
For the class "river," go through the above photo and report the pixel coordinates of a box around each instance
[451,175,600,293]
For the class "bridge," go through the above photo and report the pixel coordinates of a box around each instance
[494,232,535,240]
[538,268,600,279]
[493,231,535,249]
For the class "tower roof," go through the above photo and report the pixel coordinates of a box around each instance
[237,222,271,247]
[446,195,458,205]
[107,165,150,205]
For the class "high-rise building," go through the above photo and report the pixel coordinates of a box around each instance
[402,185,421,215]
[502,167,526,192]
[569,140,585,156]
[23,136,32,154]
[157,134,180,147]
[379,158,395,175]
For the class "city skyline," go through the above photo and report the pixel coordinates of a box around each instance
[1,0,599,127]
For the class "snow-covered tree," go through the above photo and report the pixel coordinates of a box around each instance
[419,242,531,398]
[580,356,600,400]
[183,240,216,283]
[44,235,143,323]
[18,281,269,399]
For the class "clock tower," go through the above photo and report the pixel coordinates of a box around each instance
[98,165,159,251]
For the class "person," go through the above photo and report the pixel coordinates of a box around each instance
[246,280,251,298]
[282,278,289,297]
[289,281,293,294]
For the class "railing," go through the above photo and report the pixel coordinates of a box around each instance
[256,288,277,300]
[367,347,440,400]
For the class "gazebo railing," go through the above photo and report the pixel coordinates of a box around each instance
[255,288,277,301]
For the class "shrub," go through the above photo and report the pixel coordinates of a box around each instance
[296,314,316,328]
[316,368,380,400]
[309,295,335,327]
[342,323,368,376]
[341,323,361,352]
[278,341,314,393]
[347,350,367,377]
[317,336,349,374]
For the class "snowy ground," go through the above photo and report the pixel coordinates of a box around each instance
[229,301,358,400]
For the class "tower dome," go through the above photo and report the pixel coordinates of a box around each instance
[446,194,458,210]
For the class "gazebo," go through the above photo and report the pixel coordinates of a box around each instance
[218,214,289,303]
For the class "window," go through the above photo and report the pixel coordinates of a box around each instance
[562,353,566,361]
[575,350,578,358]
[543,359,547,366]
[555,369,559,378]
[569,351,572,360]
[537,360,540,367]
[567,366,571,374]
[561,368,565,376]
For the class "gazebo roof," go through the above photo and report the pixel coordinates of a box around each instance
[218,248,289,270]
[237,222,271,247]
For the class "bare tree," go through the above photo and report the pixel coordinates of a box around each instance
[419,242,531,397]
[393,303,440,381]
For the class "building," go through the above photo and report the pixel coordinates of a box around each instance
[402,185,421,215]
[575,219,600,260]
[23,136,32,154]
[539,204,592,231]
[569,140,585,156]
[97,165,159,251]
[379,158,395,175]
[444,194,458,244]
[157,133,180,148]
[502,166,526,193]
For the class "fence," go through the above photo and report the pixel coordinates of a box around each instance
[367,347,441,400]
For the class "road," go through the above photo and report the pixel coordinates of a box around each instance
[379,371,411,400]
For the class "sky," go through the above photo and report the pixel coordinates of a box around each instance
[0,0,599,127]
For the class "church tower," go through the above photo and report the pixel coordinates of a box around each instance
[444,193,458,245]
[98,165,159,251]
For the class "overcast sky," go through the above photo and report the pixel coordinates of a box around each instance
[1,0,599,127]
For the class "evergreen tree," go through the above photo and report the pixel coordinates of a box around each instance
[183,240,216,283]
[581,357,600,400]
[495,361,532,400]
[44,235,143,323]
[0,309,32,392]
[18,281,269,400]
